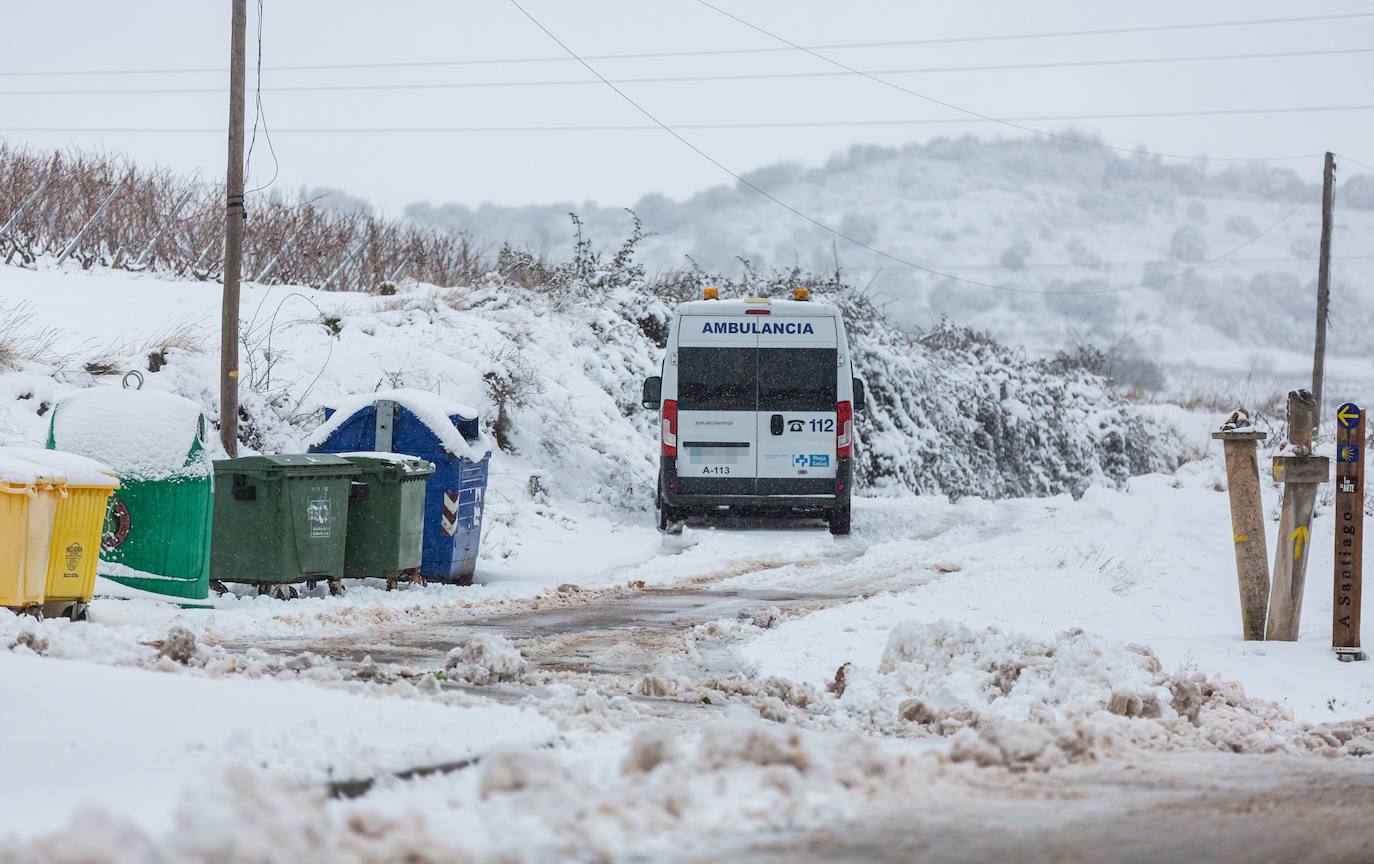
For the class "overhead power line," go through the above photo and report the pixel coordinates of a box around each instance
[3,10,1372,77]
[3,46,1371,96]
[1338,153,1374,173]
[694,0,1340,166]
[3,103,1371,135]
[502,0,1321,297]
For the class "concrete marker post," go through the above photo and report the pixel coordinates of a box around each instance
[1333,402,1365,661]
[1267,390,1328,641]
[1213,419,1270,641]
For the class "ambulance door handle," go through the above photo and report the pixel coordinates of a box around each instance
[770,414,783,436]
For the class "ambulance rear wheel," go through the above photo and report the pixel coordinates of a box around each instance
[828,504,851,536]
[657,503,683,533]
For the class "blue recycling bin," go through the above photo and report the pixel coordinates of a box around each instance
[307,390,491,585]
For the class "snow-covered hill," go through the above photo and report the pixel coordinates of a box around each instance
[408,136,1374,389]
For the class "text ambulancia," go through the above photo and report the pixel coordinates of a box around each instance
[641,290,866,535]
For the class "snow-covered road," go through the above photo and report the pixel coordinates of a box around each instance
[5,467,1374,862]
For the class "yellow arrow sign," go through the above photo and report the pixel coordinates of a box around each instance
[1291,525,1309,560]
[1338,404,1361,427]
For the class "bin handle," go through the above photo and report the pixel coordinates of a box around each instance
[0,483,38,498]
[122,370,144,390]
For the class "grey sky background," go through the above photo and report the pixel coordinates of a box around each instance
[2,1,1371,214]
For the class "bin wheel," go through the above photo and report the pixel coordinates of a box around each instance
[256,584,271,596]
[408,572,427,588]
[306,580,318,592]
[271,586,300,601]
[454,573,473,587]
[21,606,43,621]
[70,603,89,623]
[328,579,345,597]
[210,580,230,597]
[385,576,398,591]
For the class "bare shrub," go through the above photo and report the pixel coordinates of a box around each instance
[0,302,72,368]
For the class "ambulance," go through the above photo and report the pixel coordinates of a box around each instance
[641,288,865,534]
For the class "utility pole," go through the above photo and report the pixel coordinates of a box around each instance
[220,0,247,457]
[1311,152,1336,422]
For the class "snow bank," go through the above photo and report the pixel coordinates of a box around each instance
[445,634,526,684]
[49,386,208,480]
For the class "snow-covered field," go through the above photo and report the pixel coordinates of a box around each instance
[2,263,1372,862]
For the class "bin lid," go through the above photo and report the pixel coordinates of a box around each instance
[308,388,491,459]
[0,450,66,487]
[4,446,119,489]
[338,451,436,478]
[48,387,209,480]
[213,453,362,478]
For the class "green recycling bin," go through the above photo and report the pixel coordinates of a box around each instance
[210,454,360,593]
[46,386,213,602]
[339,453,434,582]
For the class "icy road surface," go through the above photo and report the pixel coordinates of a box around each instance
[4,470,1374,862]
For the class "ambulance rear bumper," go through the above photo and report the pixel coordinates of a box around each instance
[659,456,851,512]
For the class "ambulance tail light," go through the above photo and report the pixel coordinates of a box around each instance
[836,401,853,458]
[662,400,678,456]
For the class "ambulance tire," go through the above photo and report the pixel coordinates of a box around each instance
[657,503,684,534]
[828,503,851,536]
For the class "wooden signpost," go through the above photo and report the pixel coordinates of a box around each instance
[1213,417,1270,641]
[1333,402,1365,661]
[1267,390,1328,641]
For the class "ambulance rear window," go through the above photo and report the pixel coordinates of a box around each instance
[759,348,836,411]
[678,348,755,411]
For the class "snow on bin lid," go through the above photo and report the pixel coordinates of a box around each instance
[50,387,209,480]
[308,389,491,459]
[0,450,66,487]
[338,451,437,475]
[4,446,119,488]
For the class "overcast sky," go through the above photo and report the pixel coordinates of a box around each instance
[2,1,1371,214]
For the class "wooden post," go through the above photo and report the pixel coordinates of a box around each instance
[1333,402,1365,660]
[1213,422,1270,641]
[1312,153,1335,422]
[1267,390,1328,640]
[220,0,247,457]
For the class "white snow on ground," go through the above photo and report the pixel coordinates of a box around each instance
[2,262,1373,861]
[0,650,555,838]
[735,469,1374,724]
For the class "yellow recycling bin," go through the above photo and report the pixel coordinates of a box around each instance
[0,452,65,616]
[6,447,118,620]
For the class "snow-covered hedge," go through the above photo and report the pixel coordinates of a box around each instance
[0,264,1183,509]
[843,309,1170,498]
[456,266,1181,503]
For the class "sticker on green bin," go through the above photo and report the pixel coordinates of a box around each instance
[307,490,334,538]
